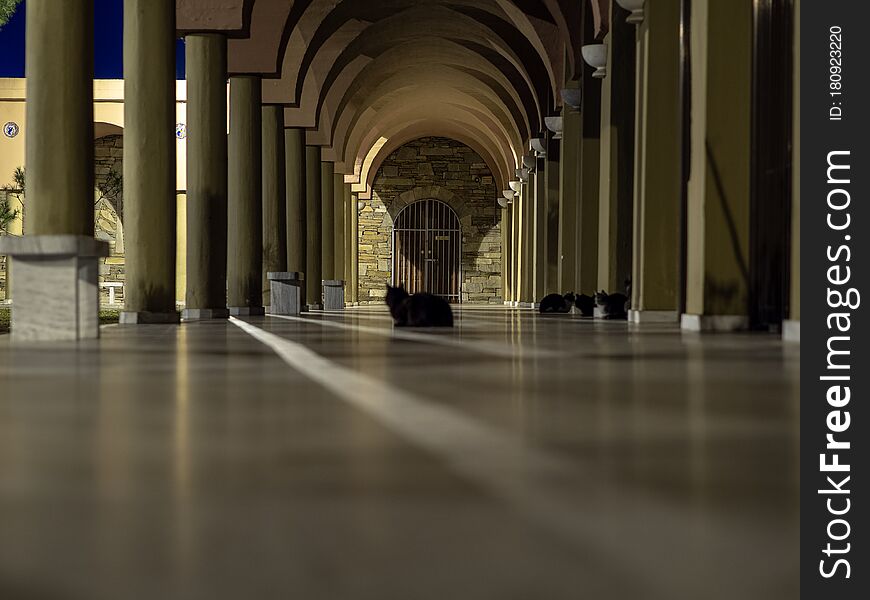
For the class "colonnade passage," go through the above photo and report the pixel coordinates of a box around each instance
[0,1,799,598]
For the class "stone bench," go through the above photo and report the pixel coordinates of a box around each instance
[323,280,345,311]
[267,272,304,316]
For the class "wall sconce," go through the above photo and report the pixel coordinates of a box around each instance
[497,198,510,208]
[509,180,523,193]
[522,155,536,170]
[560,88,582,110]
[615,0,645,24]
[582,44,608,79]
[544,116,563,140]
[357,199,366,211]
[503,189,517,201]
[530,137,547,156]
[515,168,531,182]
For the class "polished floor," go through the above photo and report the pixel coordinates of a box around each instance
[0,306,799,599]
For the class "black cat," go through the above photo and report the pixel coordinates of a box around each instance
[385,284,454,327]
[594,290,629,320]
[539,292,576,314]
[575,293,595,317]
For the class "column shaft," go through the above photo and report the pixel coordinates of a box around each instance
[227,76,263,314]
[305,146,323,307]
[683,0,752,330]
[786,0,800,341]
[185,34,228,317]
[122,0,177,321]
[630,0,681,322]
[533,156,548,301]
[262,105,287,307]
[333,173,345,281]
[545,139,561,294]
[285,128,306,273]
[577,66,602,295]
[25,0,94,235]
[349,188,359,304]
[597,5,637,294]
[559,95,581,292]
[501,204,514,303]
[320,161,335,281]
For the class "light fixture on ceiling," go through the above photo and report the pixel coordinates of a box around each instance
[560,88,582,110]
[582,44,608,79]
[544,116,563,140]
[530,137,547,156]
[614,0,645,24]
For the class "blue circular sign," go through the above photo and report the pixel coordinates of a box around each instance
[3,122,19,138]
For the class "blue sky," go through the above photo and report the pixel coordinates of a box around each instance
[0,0,186,79]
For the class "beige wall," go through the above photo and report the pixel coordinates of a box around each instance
[0,79,190,195]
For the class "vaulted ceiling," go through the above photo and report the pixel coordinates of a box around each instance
[177,0,603,195]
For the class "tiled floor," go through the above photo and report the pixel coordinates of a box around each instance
[0,306,799,599]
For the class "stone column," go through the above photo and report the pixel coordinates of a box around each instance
[285,128,306,274]
[533,156,548,302]
[0,0,108,341]
[121,0,178,324]
[184,33,228,320]
[559,94,580,292]
[305,146,323,308]
[25,0,94,237]
[682,0,752,331]
[511,196,520,304]
[545,139,561,294]
[577,63,602,297]
[227,76,263,316]
[502,205,512,304]
[629,0,682,324]
[597,5,637,296]
[333,172,345,282]
[784,0,800,342]
[347,185,358,304]
[320,161,335,282]
[262,105,287,308]
[521,180,534,305]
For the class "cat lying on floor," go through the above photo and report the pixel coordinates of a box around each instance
[594,290,629,320]
[385,284,454,327]
[539,292,576,313]
[575,293,595,317]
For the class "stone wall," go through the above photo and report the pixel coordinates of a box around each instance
[358,137,502,304]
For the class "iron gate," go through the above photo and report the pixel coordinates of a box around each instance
[392,199,461,303]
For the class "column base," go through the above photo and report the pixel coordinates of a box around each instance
[229,307,266,317]
[0,235,109,341]
[681,314,749,332]
[516,301,535,309]
[182,308,230,321]
[323,280,346,310]
[120,311,181,325]
[306,304,323,311]
[629,310,679,324]
[783,319,800,343]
